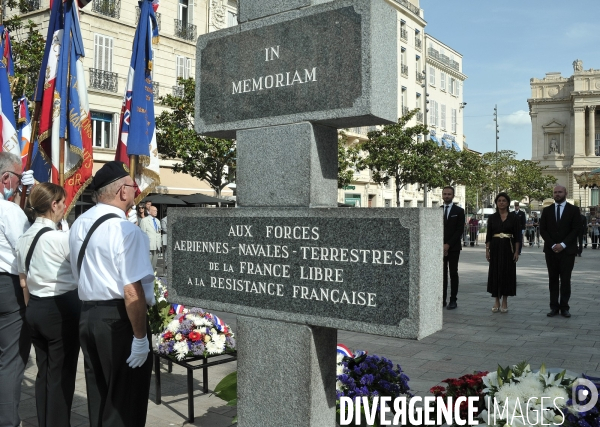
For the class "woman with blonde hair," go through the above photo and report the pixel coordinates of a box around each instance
[16,183,80,427]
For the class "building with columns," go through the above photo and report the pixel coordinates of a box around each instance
[529,60,600,208]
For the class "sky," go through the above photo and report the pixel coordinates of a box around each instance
[420,0,600,159]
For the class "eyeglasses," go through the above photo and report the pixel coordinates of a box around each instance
[1,170,22,182]
[116,182,139,194]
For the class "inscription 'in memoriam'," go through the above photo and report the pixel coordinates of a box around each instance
[171,216,411,326]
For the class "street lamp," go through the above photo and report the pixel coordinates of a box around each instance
[422,69,429,207]
[493,105,499,195]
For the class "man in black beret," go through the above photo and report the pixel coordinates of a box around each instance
[69,161,155,427]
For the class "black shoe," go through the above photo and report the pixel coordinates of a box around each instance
[443,301,447,307]
[447,301,457,310]
[547,309,559,317]
[561,310,571,318]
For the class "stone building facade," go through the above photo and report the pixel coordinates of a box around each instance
[529,60,600,208]
[8,0,235,199]
[338,0,467,209]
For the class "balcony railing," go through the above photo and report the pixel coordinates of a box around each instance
[401,64,408,77]
[427,47,460,72]
[92,0,121,19]
[390,0,421,16]
[136,7,161,30]
[416,71,425,83]
[172,85,185,98]
[415,37,422,51]
[347,126,378,136]
[416,111,423,122]
[20,0,40,12]
[89,68,118,93]
[400,28,408,41]
[152,82,159,98]
[174,19,197,42]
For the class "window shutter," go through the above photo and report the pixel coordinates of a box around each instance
[186,58,192,79]
[176,56,184,79]
[456,81,461,97]
[429,66,435,85]
[94,34,102,70]
[106,37,113,72]
[435,101,439,127]
[441,104,446,129]
[440,73,446,90]
[452,109,457,133]
[187,0,194,25]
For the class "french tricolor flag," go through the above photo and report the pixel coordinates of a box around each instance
[171,304,186,314]
[17,96,32,169]
[0,26,18,158]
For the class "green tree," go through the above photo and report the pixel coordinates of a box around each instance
[156,78,236,197]
[480,150,518,200]
[438,148,485,188]
[509,160,556,206]
[337,131,361,189]
[3,3,45,102]
[358,108,444,207]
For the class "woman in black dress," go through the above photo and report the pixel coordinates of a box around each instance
[485,192,520,313]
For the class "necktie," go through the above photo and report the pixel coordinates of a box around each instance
[444,205,449,220]
[556,204,560,223]
[153,218,158,231]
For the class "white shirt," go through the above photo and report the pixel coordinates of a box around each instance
[443,203,453,219]
[0,199,30,275]
[16,217,77,297]
[69,203,155,305]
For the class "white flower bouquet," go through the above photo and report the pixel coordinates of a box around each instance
[478,361,575,427]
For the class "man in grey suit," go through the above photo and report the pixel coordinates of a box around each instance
[140,205,162,270]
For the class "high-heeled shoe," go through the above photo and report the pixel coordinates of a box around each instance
[500,307,508,313]
[492,306,499,313]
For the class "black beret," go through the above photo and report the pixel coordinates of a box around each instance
[89,161,130,191]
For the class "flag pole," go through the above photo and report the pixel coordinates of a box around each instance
[19,101,40,209]
[130,155,138,179]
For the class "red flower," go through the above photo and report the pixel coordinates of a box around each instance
[163,331,173,340]
[430,386,445,395]
[189,331,202,342]
[168,307,175,315]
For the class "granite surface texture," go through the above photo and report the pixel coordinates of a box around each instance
[237,317,337,426]
[237,123,337,207]
[168,208,442,339]
[195,0,397,138]
[239,0,310,22]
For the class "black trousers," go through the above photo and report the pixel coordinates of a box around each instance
[0,273,30,427]
[443,251,460,303]
[544,252,576,311]
[79,301,152,427]
[578,232,584,255]
[26,290,81,427]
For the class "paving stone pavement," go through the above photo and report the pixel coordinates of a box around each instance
[18,244,600,426]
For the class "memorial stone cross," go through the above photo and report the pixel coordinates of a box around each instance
[168,1,443,425]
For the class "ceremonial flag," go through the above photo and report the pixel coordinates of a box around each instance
[115,0,161,202]
[17,96,32,169]
[33,0,93,215]
[0,26,18,157]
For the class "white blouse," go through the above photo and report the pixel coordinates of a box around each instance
[16,217,78,297]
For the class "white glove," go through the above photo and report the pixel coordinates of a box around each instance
[21,170,35,186]
[126,335,150,368]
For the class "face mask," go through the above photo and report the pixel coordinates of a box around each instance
[2,181,14,201]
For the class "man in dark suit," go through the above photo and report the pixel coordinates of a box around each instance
[442,186,465,310]
[578,214,587,256]
[539,185,580,318]
[513,202,526,254]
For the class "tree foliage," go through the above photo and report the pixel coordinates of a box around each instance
[358,109,444,207]
[509,160,556,204]
[156,78,235,197]
[3,2,45,102]
[337,131,361,189]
